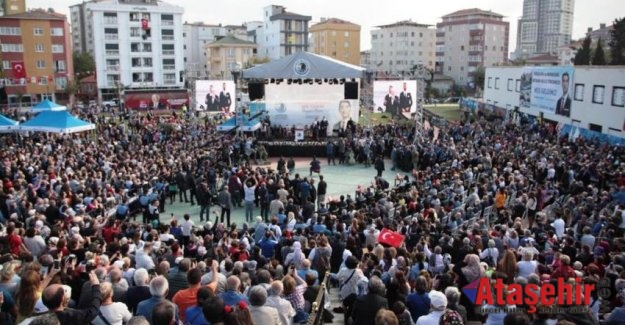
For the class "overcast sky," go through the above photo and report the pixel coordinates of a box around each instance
[31,0,622,53]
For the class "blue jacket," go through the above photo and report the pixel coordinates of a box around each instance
[136,296,179,324]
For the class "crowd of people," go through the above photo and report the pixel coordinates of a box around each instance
[0,104,624,325]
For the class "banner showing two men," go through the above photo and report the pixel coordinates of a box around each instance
[519,67,575,117]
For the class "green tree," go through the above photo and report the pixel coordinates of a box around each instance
[73,51,95,75]
[609,17,625,65]
[574,35,592,65]
[471,66,485,91]
[592,38,607,65]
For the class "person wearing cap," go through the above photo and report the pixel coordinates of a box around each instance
[415,290,447,325]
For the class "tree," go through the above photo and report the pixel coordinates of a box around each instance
[574,35,592,65]
[73,51,95,75]
[609,17,625,65]
[64,79,80,107]
[592,38,607,65]
[471,66,485,91]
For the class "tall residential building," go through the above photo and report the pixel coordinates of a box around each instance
[0,10,73,105]
[586,23,613,49]
[184,22,226,79]
[0,0,26,16]
[515,0,575,58]
[258,5,311,60]
[309,18,361,66]
[436,8,509,85]
[369,20,436,76]
[69,0,185,100]
[205,36,257,79]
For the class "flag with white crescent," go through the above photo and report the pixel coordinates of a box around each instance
[12,61,26,79]
[378,228,405,248]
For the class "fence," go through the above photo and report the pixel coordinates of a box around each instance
[306,272,330,325]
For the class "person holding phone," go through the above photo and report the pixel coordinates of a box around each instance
[43,271,102,324]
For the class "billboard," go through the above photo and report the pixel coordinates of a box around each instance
[123,90,188,110]
[373,80,417,114]
[519,67,574,117]
[195,80,235,114]
[263,83,358,134]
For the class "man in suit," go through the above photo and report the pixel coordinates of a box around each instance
[384,85,399,116]
[555,72,571,117]
[351,276,388,325]
[399,82,413,113]
[334,100,353,135]
[205,85,219,111]
[219,82,232,114]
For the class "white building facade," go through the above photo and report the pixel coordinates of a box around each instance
[515,0,575,58]
[369,20,436,76]
[183,23,226,79]
[258,5,311,60]
[484,66,625,137]
[70,0,185,100]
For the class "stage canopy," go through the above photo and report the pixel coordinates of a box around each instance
[242,51,365,79]
[19,110,95,134]
[216,116,262,132]
[31,99,67,112]
[0,114,18,133]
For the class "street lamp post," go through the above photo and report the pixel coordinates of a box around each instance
[231,69,241,137]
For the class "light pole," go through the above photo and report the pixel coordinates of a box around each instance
[231,69,241,137]
[412,63,432,143]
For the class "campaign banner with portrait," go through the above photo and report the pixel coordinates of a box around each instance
[373,80,417,114]
[195,80,235,113]
[518,67,574,117]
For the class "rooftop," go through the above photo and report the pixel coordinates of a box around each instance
[311,17,360,27]
[269,10,311,22]
[442,8,504,19]
[1,9,66,20]
[208,35,256,46]
[376,20,431,29]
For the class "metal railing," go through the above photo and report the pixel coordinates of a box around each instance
[306,272,330,325]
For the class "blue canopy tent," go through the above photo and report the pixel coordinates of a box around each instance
[19,110,95,134]
[0,114,18,133]
[31,99,67,112]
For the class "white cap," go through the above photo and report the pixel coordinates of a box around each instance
[429,290,447,309]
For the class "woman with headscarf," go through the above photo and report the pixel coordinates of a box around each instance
[284,241,304,269]
[453,254,484,321]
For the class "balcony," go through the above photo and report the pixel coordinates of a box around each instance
[106,50,119,56]
[162,50,175,56]
[104,34,118,41]
[103,18,118,25]
[163,79,177,85]
[162,20,174,26]
[106,65,120,71]
[163,64,175,70]
[162,35,174,41]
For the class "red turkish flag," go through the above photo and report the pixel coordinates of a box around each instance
[141,18,149,30]
[12,61,26,78]
[378,228,405,248]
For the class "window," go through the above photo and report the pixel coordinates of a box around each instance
[143,73,153,82]
[143,58,152,67]
[36,60,45,69]
[35,43,44,52]
[1,43,23,52]
[51,44,64,53]
[487,77,492,88]
[507,78,513,91]
[0,27,20,35]
[593,85,605,104]
[574,84,584,101]
[162,29,174,40]
[515,79,521,92]
[460,45,464,51]
[50,28,63,36]
[131,58,142,67]
[2,61,10,69]
[33,27,44,35]
[131,43,140,52]
[495,78,500,89]
[588,123,602,133]
[39,76,48,85]
[613,87,625,107]
[55,77,67,89]
[143,43,152,52]
[130,27,141,37]
[55,60,66,72]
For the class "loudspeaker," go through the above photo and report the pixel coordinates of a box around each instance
[248,83,265,100]
[344,82,358,99]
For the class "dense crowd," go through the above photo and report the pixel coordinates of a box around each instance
[0,106,625,325]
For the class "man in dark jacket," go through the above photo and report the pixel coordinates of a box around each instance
[217,186,233,226]
[176,171,188,203]
[185,172,196,205]
[196,182,211,222]
[374,156,385,178]
[351,276,388,325]
[45,271,102,324]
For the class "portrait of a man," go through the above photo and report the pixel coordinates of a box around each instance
[555,72,571,117]
[384,85,399,115]
[399,82,413,113]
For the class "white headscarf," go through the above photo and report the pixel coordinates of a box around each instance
[292,241,303,268]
